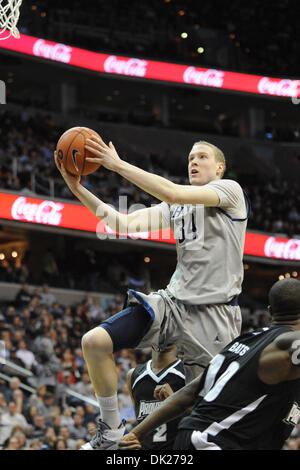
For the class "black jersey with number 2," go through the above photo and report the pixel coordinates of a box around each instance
[131,358,185,450]
[179,326,300,450]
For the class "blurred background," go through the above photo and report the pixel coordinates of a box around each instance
[0,0,299,451]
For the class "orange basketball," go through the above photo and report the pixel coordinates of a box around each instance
[56,127,101,176]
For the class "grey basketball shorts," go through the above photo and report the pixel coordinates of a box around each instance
[125,288,242,383]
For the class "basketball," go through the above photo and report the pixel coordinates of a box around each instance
[56,127,101,176]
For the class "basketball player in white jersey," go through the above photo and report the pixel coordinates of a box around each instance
[54,137,250,449]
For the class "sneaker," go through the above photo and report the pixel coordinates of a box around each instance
[80,418,127,450]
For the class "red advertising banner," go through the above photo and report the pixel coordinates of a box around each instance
[0,34,299,98]
[1,192,300,261]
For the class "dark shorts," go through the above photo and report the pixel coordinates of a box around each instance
[173,430,196,450]
[100,304,153,352]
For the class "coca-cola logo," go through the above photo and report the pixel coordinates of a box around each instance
[183,67,224,88]
[104,55,148,77]
[33,39,72,63]
[11,197,64,226]
[258,77,300,97]
[264,237,300,260]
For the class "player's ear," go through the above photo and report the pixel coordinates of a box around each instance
[268,305,272,316]
[217,163,224,177]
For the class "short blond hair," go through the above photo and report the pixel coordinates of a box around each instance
[194,141,226,178]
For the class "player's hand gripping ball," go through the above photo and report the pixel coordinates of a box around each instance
[56,127,102,176]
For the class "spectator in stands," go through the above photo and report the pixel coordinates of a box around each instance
[26,385,47,416]
[0,393,7,414]
[42,392,56,424]
[5,435,20,450]
[25,405,38,426]
[60,407,74,428]
[16,340,36,370]
[68,413,86,441]
[4,377,22,403]
[15,283,32,309]
[0,401,29,445]
[10,426,28,450]
[73,371,93,397]
[43,427,57,450]
[83,404,98,427]
[55,437,67,450]
[54,371,75,408]
[12,389,25,414]
[32,414,47,440]
[118,382,133,410]
[59,426,77,450]
[3,347,27,379]
[30,337,61,392]
[39,285,56,307]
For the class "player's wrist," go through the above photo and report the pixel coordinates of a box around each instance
[115,158,128,175]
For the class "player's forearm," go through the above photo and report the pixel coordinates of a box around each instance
[132,383,197,442]
[117,160,176,204]
[116,161,220,206]
[72,184,127,232]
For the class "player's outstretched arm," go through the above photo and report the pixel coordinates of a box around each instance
[258,330,300,384]
[119,376,200,450]
[54,152,168,233]
[85,136,220,206]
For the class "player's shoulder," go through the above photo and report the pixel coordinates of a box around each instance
[208,178,243,193]
[132,362,147,377]
[164,359,186,379]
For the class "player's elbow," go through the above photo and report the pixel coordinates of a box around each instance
[164,186,181,205]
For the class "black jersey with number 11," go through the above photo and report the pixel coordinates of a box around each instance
[179,326,300,450]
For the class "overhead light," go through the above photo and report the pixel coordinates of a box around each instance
[181,32,188,39]
[144,257,150,263]
[12,251,18,258]
[197,47,204,54]
[0,253,5,260]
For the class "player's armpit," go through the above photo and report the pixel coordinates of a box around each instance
[170,185,220,206]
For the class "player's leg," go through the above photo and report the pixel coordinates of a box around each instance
[80,304,153,450]
[81,327,116,397]
[178,303,242,382]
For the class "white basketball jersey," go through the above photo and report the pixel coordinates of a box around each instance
[158,179,249,305]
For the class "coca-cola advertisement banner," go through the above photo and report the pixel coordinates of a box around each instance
[0,34,299,98]
[1,192,300,261]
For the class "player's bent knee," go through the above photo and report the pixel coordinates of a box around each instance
[81,327,113,355]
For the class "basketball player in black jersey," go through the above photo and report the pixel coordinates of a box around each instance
[127,345,185,450]
[120,278,300,450]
